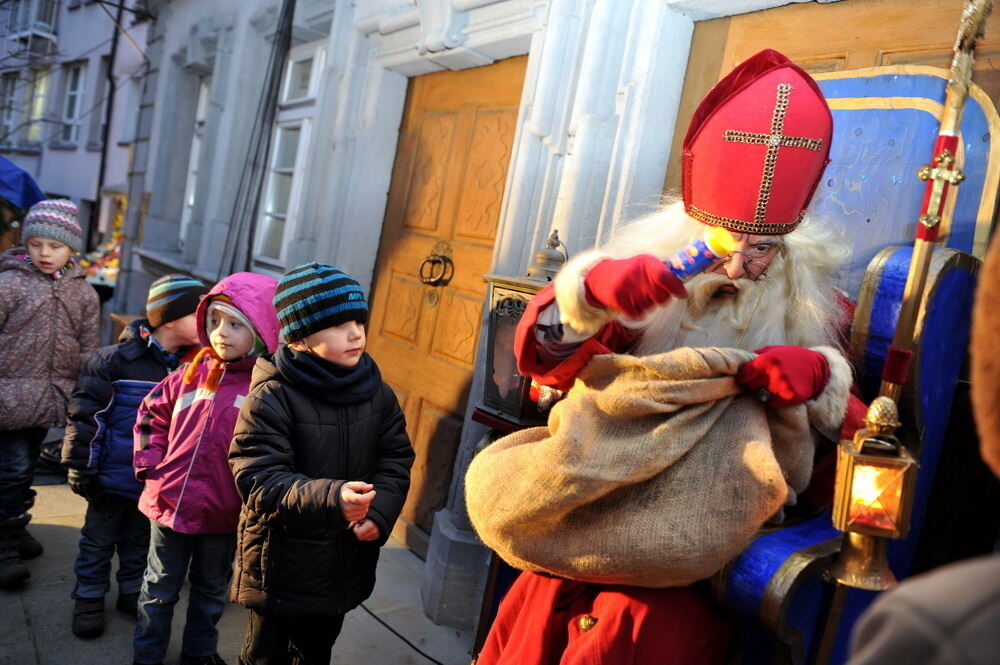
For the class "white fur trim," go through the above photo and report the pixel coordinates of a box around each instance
[553,250,615,338]
[806,346,853,439]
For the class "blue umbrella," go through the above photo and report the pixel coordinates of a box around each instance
[0,155,44,212]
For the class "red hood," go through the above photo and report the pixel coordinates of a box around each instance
[196,271,280,352]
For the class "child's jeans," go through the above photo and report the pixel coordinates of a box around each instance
[72,494,150,599]
[239,608,345,665]
[133,521,235,664]
[0,427,46,520]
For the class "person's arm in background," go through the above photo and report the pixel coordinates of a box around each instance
[77,285,100,361]
[230,388,346,533]
[515,253,686,391]
[133,371,181,479]
[62,348,114,498]
[355,386,414,544]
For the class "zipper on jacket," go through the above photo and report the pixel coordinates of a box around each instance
[174,364,227,521]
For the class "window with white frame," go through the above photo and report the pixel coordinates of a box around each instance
[6,0,59,35]
[0,74,18,143]
[22,69,49,143]
[254,40,324,265]
[60,62,85,143]
[35,0,58,33]
[179,77,211,248]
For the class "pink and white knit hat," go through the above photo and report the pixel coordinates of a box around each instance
[22,199,83,252]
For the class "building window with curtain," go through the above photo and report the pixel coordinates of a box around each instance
[21,68,49,144]
[254,40,324,266]
[60,61,86,144]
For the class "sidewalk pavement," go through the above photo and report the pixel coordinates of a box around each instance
[1,482,474,665]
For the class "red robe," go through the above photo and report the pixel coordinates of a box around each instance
[478,573,731,665]
[480,282,867,665]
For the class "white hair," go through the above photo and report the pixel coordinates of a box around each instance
[601,200,849,353]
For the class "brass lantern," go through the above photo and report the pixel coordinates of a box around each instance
[479,230,567,429]
[829,396,919,590]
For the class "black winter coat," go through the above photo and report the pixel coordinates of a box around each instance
[229,347,413,617]
[61,319,184,498]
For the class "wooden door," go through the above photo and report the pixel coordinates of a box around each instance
[367,56,527,556]
[666,0,1000,193]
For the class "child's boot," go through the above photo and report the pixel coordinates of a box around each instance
[116,591,139,617]
[17,490,43,558]
[71,595,105,638]
[179,654,227,665]
[0,515,31,588]
[16,527,43,559]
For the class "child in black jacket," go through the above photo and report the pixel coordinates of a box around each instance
[229,263,413,665]
[61,274,208,639]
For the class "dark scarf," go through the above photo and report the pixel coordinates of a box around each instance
[274,344,381,404]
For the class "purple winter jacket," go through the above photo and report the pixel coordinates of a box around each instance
[133,272,279,534]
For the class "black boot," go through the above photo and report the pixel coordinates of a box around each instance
[16,527,43,559]
[0,514,31,588]
[17,489,43,558]
[71,595,105,638]
[116,591,139,617]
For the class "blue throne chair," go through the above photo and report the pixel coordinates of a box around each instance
[712,66,999,665]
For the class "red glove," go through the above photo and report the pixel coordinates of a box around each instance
[737,346,830,408]
[584,254,687,320]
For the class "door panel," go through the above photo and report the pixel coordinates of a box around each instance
[368,56,527,556]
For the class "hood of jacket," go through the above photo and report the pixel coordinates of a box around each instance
[0,247,86,280]
[119,316,147,343]
[195,271,280,354]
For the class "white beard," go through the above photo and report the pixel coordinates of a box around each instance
[561,200,849,357]
[632,271,793,355]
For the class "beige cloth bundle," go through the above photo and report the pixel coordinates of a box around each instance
[465,347,815,588]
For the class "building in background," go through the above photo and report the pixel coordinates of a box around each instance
[0,0,149,263]
[111,0,1000,643]
[112,0,824,632]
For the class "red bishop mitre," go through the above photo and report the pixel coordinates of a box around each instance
[682,49,832,236]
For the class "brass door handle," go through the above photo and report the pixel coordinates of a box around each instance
[418,254,453,286]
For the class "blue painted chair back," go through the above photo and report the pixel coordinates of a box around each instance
[717,66,995,665]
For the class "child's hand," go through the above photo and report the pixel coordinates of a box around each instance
[352,518,380,542]
[340,481,376,523]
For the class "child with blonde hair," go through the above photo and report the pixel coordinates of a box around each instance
[132,272,279,665]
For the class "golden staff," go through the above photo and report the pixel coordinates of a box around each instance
[813,3,993,663]
[879,0,992,401]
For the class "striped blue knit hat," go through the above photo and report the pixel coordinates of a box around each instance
[146,274,210,328]
[275,263,368,342]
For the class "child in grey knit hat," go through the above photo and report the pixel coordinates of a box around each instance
[0,198,99,589]
[20,199,85,276]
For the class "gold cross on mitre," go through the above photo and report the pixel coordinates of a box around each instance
[724,83,825,225]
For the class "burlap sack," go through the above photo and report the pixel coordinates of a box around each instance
[465,346,815,588]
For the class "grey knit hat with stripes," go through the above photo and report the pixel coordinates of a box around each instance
[21,199,84,252]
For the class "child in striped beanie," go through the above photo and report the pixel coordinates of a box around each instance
[59,273,207,638]
[228,263,413,665]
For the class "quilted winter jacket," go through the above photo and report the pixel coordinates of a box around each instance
[0,249,100,430]
[61,319,187,500]
[133,273,279,534]
[229,350,414,617]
